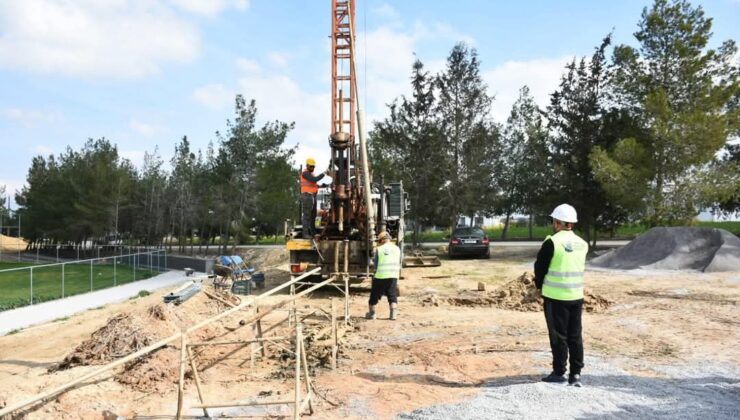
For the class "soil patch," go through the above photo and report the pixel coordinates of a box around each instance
[444,272,613,313]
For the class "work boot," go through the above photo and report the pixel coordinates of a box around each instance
[389,303,398,320]
[541,372,567,383]
[568,373,582,387]
[365,305,376,320]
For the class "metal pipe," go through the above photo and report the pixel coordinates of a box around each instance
[334,242,340,274]
[346,2,375,252]
[338,205,344,232]
[343,239,349,273]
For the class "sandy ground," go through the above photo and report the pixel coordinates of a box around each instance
[0,246,738,419]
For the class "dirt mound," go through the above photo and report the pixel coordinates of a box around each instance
[447,272,613,313]
[50,309,164,372]
[239,248,288,269]
[0,233,26,252]
[117,347,179,393]
[591,227,740,272]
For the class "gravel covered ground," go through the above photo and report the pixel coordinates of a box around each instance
[399,355,740,419]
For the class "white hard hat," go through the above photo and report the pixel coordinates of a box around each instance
[550,204,578,223]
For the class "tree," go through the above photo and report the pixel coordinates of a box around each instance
[595,0,740,224]
[547,36,617,245]
[253,156,298,240]
[496,86,550,239]
[436,43,495,229]
[136,148,168,246]
[216,95,296,250]
[370,59,449,244]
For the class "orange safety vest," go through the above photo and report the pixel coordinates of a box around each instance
[300,170,318,194]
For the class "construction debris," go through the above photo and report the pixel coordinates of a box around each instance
[50,311,160,372]
[163,280,202,305]
[403,251,442,268]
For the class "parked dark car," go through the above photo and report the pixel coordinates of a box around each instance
[448,227,490,259]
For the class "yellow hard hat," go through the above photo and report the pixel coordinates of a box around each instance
[306,158,316,166]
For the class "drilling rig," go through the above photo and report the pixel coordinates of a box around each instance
[286,0,408,283]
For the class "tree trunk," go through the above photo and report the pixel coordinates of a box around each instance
[501,212,511,240]
[413,222,420,248]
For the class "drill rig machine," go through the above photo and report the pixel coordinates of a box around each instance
[286,0,408,284]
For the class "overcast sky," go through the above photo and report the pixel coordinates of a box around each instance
[1,0,739,206]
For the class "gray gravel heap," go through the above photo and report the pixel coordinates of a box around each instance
[398,356,740,419]
[590,227,740,272]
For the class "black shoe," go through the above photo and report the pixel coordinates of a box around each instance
[541,372,567,383]
[568,374,582,387]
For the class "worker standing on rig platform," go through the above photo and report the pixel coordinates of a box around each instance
[535,204,588,387]
[300,157,330,239]
[366,231,401,320]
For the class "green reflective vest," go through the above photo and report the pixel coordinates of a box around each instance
[375,242,401,279]
[542,230,588,301]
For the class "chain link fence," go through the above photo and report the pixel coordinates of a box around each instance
[0,249,167,311]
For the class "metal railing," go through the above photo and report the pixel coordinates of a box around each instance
[0,249,167,311]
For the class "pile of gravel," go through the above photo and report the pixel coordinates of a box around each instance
[590,227,740,272]
[399,356,740,419]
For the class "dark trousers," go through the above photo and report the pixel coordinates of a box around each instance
[369,277,398,305]
[544,297,584,375]
[300,193,317,238]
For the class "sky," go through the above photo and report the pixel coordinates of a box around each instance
[1,0,739,207]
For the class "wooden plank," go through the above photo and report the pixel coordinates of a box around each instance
[176,333,186,419]
[188,337,287,347]
[186,345,209,418]
[191,399,294,408]
[294,324,302,420]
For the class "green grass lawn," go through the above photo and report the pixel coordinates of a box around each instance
[0,261,160,311]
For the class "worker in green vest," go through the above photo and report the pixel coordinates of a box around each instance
[366,231,401,320]
[534,204,588,387]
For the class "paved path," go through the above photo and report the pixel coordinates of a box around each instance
[0,270,196,335]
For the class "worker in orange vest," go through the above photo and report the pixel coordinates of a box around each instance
[300,158,330,238]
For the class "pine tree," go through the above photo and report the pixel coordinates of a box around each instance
[595,0,740,224]
[436,43,495,229]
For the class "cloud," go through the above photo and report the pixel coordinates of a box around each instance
[33,145,54,155]
[120,150,146,168]
[372,3,401,22]
[267,52,289,68]
[129,119,157,138]
[483,56,573,123]
[236,58,260,73]
[168,0,249,16]
[1,108,62,127]
[0,178,27,207]
[192,83,234,110]
[236,73,330,168]
[0,1,201,78]
[356,21,472,124]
